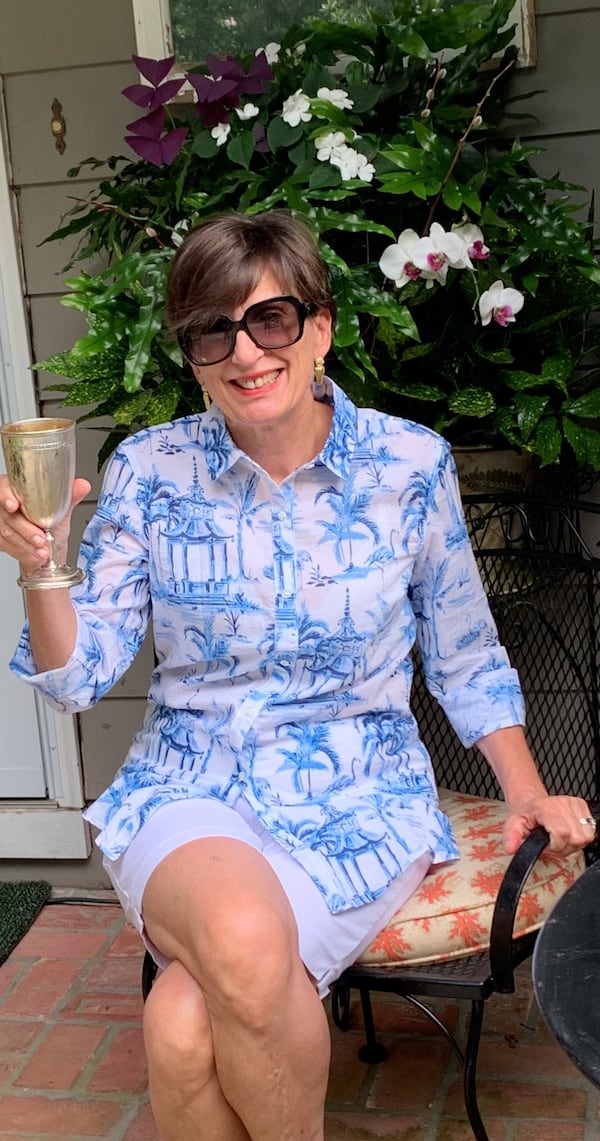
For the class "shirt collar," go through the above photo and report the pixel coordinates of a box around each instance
[200,376,358,481]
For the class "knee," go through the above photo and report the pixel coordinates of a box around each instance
[143,961,215,1089]
[200,903,299,1028]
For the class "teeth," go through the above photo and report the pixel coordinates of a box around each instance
[235,370,279,390]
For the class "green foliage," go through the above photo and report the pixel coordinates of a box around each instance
[35,0,600,469]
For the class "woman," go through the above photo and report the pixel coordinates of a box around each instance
[0,211,594,1141]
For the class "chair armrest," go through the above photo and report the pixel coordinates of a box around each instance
[489,825,549,993]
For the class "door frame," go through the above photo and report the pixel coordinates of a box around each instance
[0,80,89,857]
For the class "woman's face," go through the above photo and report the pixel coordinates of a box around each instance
[190,269,332,441]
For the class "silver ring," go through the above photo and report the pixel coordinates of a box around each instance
[579,817,597,829]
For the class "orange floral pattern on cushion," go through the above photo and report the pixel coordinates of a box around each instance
[357,789,585,968]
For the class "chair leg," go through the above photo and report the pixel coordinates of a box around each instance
[356,984,389,1063]
[141,949,158,1001]
[463,999,488,1141]
[331,983,351,1031]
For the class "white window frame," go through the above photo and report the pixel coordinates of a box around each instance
[0,82,89,857]
[132,0,536,68]
[132,0,174,60]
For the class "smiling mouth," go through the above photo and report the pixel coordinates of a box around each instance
[232,369,280,391]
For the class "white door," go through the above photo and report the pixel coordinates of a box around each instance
[0,138,47,797]
[0,88,89,855]
[0,520,47,797]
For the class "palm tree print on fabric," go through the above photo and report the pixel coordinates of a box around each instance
[12,379,525,911]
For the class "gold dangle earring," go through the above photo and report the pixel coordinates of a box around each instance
[200,384,211,412]
[314,356,325,385]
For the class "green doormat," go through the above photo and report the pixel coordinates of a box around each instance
[0,880,52,966]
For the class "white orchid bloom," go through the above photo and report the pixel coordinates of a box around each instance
[256,42,280,64]
[316,86,354,111]
[379,229,422,287]
[281,89,312,127]
[211,122,231,147]
[235,102,260,120]
[452,221,490,261]
[411,221,472,284]
[479,280,525,327]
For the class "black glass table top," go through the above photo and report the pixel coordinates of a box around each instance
[532,859,600,1088]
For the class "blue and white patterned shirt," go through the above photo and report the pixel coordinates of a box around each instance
[11,379,525,913]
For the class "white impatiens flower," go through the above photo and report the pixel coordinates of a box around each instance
[350,151,376,183]
[411,221,473,284]
[379,229,423,287]
[256,42,280,64]
[330,144,375,182]
[479,280,525,327]
[314,131,347,161]
[316,86,354,111]
[315,132,374,182]
[235,102,260,120]
[211,122,231,147]
[451,221,490,261]
[281,89,312,127]
[170,219,189,248]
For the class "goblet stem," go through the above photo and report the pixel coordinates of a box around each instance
[44,530,58,572]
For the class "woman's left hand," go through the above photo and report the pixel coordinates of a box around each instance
[503,794,597,856]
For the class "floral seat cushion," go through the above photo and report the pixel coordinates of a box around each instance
[358,789,585,969]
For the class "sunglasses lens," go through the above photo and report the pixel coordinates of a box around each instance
[187,318,233,365]
[246,300,301,348]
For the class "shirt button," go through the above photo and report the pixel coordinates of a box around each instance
[277,510,286,521]
[282,589,292,599]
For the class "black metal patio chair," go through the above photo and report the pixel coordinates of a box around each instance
[329,495,600,1141]
[141,493,600,1141]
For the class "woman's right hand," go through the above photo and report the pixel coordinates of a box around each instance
[0,475,91,578]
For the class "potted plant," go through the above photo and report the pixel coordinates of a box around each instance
[36,0,600,477]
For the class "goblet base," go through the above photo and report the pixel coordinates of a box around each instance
[17,565,85,590]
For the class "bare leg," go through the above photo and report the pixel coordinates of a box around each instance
[143,837,331,1141]
[143,960,251,1141]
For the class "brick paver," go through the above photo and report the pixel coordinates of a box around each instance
[0,899,598,1140]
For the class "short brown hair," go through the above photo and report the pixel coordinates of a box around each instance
[166,210,336,335]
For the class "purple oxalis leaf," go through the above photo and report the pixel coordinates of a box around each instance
[247,52,273,88]
[126,107,166,140]
[125,136,166,166]
[252,122,270,153]
[148,77,187,108]
[194,103,232,128]
[122,83,157,109]
[132,54,175,87]
[187,73,238,103]
[160,127,189,165]
[205,54,245,83]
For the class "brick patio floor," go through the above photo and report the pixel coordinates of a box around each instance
[0,894,598,1141]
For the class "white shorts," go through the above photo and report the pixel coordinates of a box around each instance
[103,797,431,999]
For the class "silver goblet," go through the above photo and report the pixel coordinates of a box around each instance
[0,417,85,589]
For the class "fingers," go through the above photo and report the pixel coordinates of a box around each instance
[71,478,92,508]
[0,475,90,571]
[503,796,596,857]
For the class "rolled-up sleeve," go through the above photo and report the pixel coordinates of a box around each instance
[410,445,525,746]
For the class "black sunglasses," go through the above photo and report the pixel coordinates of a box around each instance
[179,295,317,366]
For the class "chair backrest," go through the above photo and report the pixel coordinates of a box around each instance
[411,495,600,816]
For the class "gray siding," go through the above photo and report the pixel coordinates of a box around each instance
[510,2,600,223]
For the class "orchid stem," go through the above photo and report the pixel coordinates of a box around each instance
[423,58,515,234]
